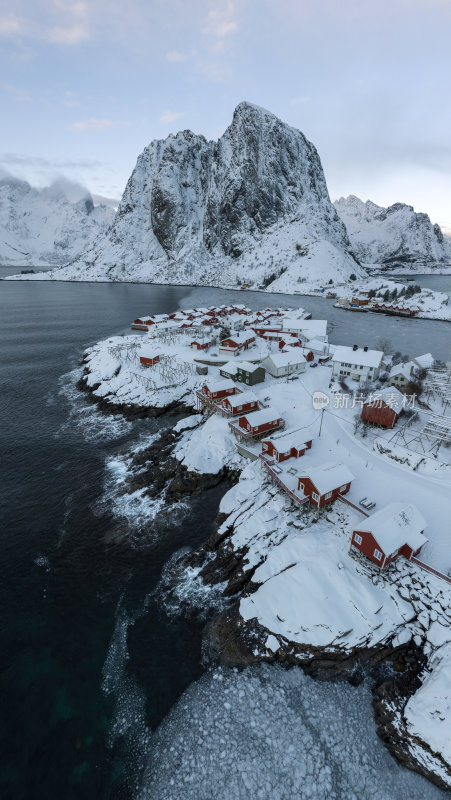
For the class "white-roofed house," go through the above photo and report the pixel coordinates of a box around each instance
[297,462,354,507]
[361,387,404,428]
[412,353,435,370]
[198,379,237,401]
[229,407,283,439]
[332,345,384,382]
[351,503,428,568]
[388,361,420,391]
[261,429,313,462]
[219,361,239,380]
[261,351,306,378]
[221,390,259,416]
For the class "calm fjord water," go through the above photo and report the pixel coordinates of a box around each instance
[0,276,450,799]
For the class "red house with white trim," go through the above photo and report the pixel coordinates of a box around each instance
[351,503,427,568]
[361,387,404,428]
[219,333,256,355]
[190,339,213,351]
[262,430,313,462]
[297,462,354,507]
[134,315,154,325]
[201,380,237,401]
[221,390,259,416]
[139,353,161,367]
[234,407,282,437]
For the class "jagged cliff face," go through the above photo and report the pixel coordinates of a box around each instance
[0,177,115,266]
[334,195,451,271]
[61,103,361,287]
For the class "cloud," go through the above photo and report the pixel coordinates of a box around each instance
[165,49,185,62]
[63,90,80,107]
[0,153,103,169]
[204,2,239,37]
[47,22,89,44]
[0,14,23,37]
[69,118,114,131]
[159,110,184,124]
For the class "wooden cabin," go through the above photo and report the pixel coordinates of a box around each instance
[139,353,161,367]
[201,380,237,401]
[297,462,354,507]
[262,430,313,462]
[236,361,266,385]
[361,388,404,428]
[236,408,282,437]
[222,391,259,416]
[219,333,255,355]
[351,503,427,568]
[190,339,212,351]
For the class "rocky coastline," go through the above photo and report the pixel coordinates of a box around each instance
[75,357,451,791]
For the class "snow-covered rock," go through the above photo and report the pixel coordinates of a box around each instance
[335,195,451,272]
[25,103,362,286]
[0,176,115,266]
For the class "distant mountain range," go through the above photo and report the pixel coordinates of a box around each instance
[12,103,362,287]
[3,106,450,283]
[334,195,451,272]
[0,177,115,267]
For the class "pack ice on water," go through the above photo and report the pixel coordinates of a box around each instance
[137,664,447,800]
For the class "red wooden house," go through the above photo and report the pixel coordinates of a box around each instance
[134,315,154,325]
[361,387,404,428]
[351,503,427,568]
[201,380,237,401]
[219,333,255,355]
[221,390,259,416]
[262,430,313,462]
[190,339,213,351]
[233,407,282,438]
[297,462,354,507]
[139,353,161,367]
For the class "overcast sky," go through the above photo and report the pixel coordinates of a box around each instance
[1,0,450,229]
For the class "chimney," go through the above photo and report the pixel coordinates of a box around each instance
[363,346,368,352]
[353,344,358,351]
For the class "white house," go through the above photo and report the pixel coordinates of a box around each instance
[388,362,418,390]
[281,318,328,341]
[332,345,384,382]
[261,351,307,377]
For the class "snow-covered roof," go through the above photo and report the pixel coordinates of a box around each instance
[241,407,281,426]
[413,353,435,369]
[204,379,236,394]
[357,502,428,555]
[286,319,328,339]
[220,332,254,345]
[365,387,404,412]
[264,351,306,368]
[389,362,414,380]
[225,390,258,407]
[332,346,383,368]
[236,360,263,373]
[299,462,355,494]
[263,428,313,451]
[220,360,239,375]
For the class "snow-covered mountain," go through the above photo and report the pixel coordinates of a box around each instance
[334,195,451,272]
[29,103,362,288]
[0,177,115,267]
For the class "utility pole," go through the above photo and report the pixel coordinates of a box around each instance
[319,407,324,438]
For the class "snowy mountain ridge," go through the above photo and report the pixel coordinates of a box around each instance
[0,176,115,267]
[334,195,451,272]
[20,102,363,287]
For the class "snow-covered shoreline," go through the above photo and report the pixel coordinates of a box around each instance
[77,303,451,789]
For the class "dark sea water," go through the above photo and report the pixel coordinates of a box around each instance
[0,275,450,799]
